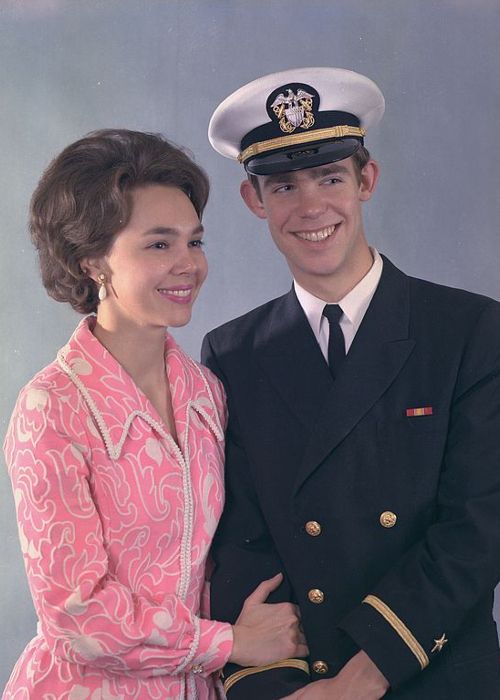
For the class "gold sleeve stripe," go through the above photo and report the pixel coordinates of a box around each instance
[363,595,429,670]
[223,658,310,694]
[238,125,366,163]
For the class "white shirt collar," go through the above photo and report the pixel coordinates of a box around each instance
[294,248,383,352]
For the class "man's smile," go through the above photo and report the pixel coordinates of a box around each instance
[293,224,337,242]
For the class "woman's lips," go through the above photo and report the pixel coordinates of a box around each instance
[157,286,194,303]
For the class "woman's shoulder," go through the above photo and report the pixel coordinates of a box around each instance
[166,334,227,427]
[191,358,228,436]
[198,360,226,410]
[167,334,224,391]
[193,355,224,389]
[15,357,78,410]
[14,319,92,401]
[4,357,86,461]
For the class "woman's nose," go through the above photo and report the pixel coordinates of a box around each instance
[171,249,198,275]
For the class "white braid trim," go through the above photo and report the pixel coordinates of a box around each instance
[57,349,222,458]
[57,349,183,462]
[177,398,194,603]
[58,344,220,687]
[174,615,201,675]
[187,675,197,699]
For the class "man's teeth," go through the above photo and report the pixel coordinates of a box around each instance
[158,288,191,296]
[295,225,336,242]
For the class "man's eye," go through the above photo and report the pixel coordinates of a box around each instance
[324,177,341,185]
[190,240,205,248]
[149,241,168,249]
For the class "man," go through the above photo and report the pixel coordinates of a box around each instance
[201,67,500,699]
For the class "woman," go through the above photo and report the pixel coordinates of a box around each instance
[3,129,307,699]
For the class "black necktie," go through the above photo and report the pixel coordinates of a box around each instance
[322,304,345,379]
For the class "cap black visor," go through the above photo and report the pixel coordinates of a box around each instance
[245,138,362,175]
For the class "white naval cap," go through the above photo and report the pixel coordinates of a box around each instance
[208,67,385,175]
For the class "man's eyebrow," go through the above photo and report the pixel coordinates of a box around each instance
[262,164,350,188]
[261,172,296,188]
[309,164,350,179]
[142,224,204,237]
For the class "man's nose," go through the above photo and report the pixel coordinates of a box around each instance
[296,188,326,218]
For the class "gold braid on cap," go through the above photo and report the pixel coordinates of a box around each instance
[238,125,366,163]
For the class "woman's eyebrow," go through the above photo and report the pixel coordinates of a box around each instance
[142,224,204,237]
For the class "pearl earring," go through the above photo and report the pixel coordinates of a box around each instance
[97,273,107,301]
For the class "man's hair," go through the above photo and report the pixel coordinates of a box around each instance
[30,128,209,314]
[351,145,371,179]
[248,145,372,197]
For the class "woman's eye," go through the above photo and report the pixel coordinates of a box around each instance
[190,239,205,248]
[149,241,168,250]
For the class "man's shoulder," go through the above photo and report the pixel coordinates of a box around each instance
[407,271,500,323]
[205,291,290,351]
[409,273,497,302]
[384,256,500,321]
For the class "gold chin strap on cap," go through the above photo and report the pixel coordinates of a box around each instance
[238,125,366,163]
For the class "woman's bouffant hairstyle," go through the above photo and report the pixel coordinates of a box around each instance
[30,129,210,314]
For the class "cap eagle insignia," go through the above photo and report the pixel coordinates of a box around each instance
[271,88,315,133]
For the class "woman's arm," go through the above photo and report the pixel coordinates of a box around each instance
[5,380,305,679]
[4,383,232,679]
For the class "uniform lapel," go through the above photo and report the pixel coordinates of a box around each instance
[256,288,333,433]
[294,258,416,494]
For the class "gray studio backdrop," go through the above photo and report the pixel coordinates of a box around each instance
[1,0,499,690]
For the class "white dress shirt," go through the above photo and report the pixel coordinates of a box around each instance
[294,248,383,362]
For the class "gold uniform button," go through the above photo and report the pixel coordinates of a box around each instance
[305,520,322,536]
[312,660,329,674]
[308,588,325,604]
[380,511,397,528]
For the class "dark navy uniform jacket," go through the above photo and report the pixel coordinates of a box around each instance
[201,256,500,699]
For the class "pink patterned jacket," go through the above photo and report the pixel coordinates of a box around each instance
[3,317,233,700]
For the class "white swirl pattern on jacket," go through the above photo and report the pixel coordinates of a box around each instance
[3,317,233,699]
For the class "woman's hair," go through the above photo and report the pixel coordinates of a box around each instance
[30,129,210,314]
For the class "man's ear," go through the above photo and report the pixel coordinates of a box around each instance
[240,178,267,220]
[358,160,380,202]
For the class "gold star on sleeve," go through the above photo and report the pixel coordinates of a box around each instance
[431,634,448,653]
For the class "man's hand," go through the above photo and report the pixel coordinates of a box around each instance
[231,573,309,667]
[280,651,389,699]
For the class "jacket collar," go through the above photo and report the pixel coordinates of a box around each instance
[57,317,223,460]
[255,257,416,493]
[293,255,415,492]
